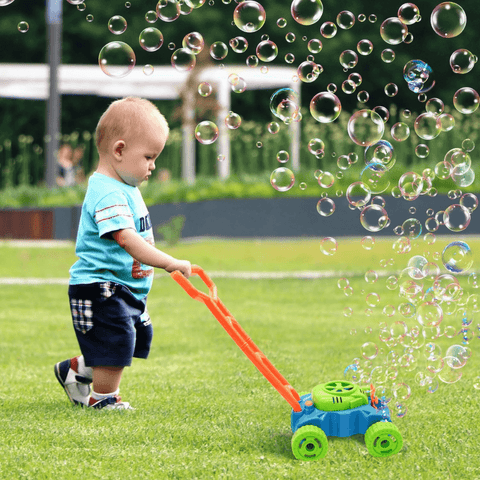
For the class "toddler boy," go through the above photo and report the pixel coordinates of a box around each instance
[55,97,191,410]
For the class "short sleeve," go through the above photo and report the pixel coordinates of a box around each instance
[93,191,136,238]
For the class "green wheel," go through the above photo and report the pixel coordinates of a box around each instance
[365,421,403,457]
[291,425,328,461]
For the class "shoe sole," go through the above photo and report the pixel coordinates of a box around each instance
[54,362,81,406]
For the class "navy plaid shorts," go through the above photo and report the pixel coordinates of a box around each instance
[68,282,153,367]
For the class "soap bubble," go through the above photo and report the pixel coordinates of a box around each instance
[431,2,466,38]
[403,218,422,238]
[320,21,337,38]
[308,138,325,155]
[438,359,462,383]
[256,40,278,62]
[320,237,338,255]
[452,168,475,188]
[417,302,443,327]
[339,50,358,69]
[270,88,300,122]
[270,167,295,192]
[391,122,410,142]
[384,83,399,97]
[445,148,471,175]
[318,171,334,188]
[381,49,396,63]
[347,110,384,147]
[98,41,136,78]
[453,87,479,114]
[426,98,445,115]
[198,82,212,97]
[234,0,266,33]
[460,193,478,212]
[360,205,389,232]
[229,36,248,53]
[442,241,473,273]
[210,41,228,60]
[444,204,471,232]
[225,112,242,130]
[450,49,476,74]
[357,39,374,56]
[310,92,342,123]
[139,28,164,52]
[171,48,196,71]
[143,64,154,76]
[373,106,390,123]
[336,10,355,29]
[307,38,323,53]
[380,17,408,45]
[17,21,28,33]
[86,14,94,22]
[346,182,371,208]
[0,0,16,5]
[145,10,158,23]
[183,32,204,54]
[415,144,429,158]
[156,0,181,22]
[462,138,475,152]
[362,342,378,360]
[445,345,469,367]
[342,80,356,94]
[414,112,442,140]
[195,121,219,144]
[399,172,423,201]
[291,0,324,25]
[361,236,375,250]
[108,15,127,35]
[403,59,435,93]
[398,3,421,25]
[276,150,289,163]
[316,197,335,216]
[297,61,321,83]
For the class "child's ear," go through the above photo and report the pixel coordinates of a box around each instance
[113,140,126,160]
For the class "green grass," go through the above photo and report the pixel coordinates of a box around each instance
[0,238,479,479]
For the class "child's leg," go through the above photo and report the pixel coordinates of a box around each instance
[92,366,124,394]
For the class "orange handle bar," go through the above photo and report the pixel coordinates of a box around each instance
[171,266,301,412]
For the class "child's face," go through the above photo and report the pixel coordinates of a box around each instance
[113,126,167,187]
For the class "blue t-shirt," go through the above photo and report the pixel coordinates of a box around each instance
[69,173,154,299]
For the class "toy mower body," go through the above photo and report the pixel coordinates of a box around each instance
[171,267,403,460]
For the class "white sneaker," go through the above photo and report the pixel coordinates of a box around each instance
[88,395,134,410]
[54,357,92,406]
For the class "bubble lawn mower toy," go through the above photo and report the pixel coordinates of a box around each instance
[171,266,403,460]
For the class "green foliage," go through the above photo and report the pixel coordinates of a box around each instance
[156,215,186,246]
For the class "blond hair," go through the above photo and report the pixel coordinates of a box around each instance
[95,97,169,154]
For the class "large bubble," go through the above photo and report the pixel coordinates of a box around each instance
[347,109,384,146]
[414,112,442,140]
[171,48,196,71]
[310,92,342,123]
[431,2,467,38]
[98,41,136,78]
[346,181,371,208]
[139,27,164,52]
[380,17,408,45]
[450,49,476,74]
[270,167,295,192]
[398,172,423,201]
[360,204,389,232]
[194,121,219,145]
[365,140,396,171]
[156,0,181,22]
[442,241,473,273]
[291,0,324,26]
[234,1,266,33]
[444,204,471,232]
[398,3,421,25]
[270,88,300,123]
[453,87,480,114]
[403,60,435,93]
[256,40,278,62]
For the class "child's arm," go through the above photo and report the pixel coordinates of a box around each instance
[112,228,192,278]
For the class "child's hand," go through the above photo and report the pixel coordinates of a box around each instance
[165,259,192,278]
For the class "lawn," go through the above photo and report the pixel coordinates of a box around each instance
[0,237,478,479]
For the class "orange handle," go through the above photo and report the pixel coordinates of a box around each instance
[170,266,302,412]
